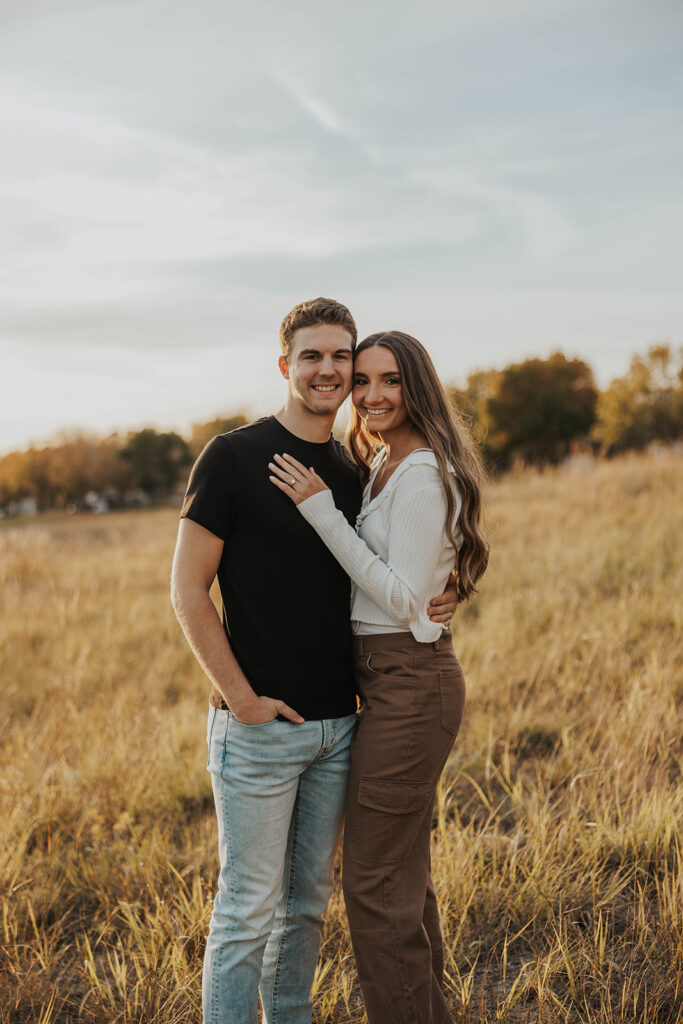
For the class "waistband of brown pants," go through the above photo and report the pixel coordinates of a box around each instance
[352,629,453,657]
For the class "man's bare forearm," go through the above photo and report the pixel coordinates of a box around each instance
[171,582,257,716]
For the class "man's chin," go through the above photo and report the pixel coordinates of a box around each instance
[306,392,346,415]
[308,402,344,417]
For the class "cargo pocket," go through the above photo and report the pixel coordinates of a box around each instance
[439,669,465,736]
[348,777,432,866]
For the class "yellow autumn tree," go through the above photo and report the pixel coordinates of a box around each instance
[593,344,683,453]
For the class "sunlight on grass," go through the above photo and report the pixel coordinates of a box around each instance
[1,452,682,1022]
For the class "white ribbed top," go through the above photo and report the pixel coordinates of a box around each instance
[298,449,463,643]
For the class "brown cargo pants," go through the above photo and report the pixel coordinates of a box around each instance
[342,630,466,1024]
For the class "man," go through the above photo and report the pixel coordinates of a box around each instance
[171,297,456,1024]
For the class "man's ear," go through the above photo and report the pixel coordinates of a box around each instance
[278,355,289,381]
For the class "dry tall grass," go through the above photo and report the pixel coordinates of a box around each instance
[1,452,681,1023]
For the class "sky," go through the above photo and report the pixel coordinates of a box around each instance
[1,0,681,453]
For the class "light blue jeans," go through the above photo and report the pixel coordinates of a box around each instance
[203,707,357,1024]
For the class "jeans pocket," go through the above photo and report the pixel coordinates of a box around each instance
[207,705,216,746]
[438,669,466,736]
[228,713,278,729]
[207,707,228,774]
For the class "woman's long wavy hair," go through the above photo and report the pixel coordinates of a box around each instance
[347,331,489,601]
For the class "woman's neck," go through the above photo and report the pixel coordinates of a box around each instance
[378,424,427,465]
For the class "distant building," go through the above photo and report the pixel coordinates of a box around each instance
[84,491,109,514]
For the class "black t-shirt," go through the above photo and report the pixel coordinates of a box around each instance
[180,416,362,719]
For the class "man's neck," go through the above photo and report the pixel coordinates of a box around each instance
[275,399,337,444]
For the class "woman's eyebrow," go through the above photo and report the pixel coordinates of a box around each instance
[353,371,400,378]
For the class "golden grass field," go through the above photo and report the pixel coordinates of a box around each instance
[1,451,682,1023]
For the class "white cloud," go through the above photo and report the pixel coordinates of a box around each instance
[1,79,570,321]
[269,68,351,137]
[0,0,681,452]
[408,164,576,260]
[0,81,381,308]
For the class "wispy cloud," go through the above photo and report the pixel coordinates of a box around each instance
[0,80,384,309]
[408,163,576,261]
[0,0,680,452]
[267,66,385,165]
[269,67,350,136]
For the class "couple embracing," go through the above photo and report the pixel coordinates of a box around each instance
[171,297,488,1024]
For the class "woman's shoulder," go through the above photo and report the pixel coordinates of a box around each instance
[375,451,449,507]
[391,450,462,514]
[394,449,450,487]
[358,448,457,526]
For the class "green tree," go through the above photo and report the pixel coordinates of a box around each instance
[119,429,192,499]
[593,344,683,453]
[451,354,597,469]
[489,354,597,466]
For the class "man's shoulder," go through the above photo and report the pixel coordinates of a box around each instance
[211,417,275,453]
[190,419,273,479]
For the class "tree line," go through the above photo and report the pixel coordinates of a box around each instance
[449,343,682,470]
[0,415,247,513]
[1,345,681,513]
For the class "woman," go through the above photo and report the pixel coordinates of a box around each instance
[269,331,488,1024]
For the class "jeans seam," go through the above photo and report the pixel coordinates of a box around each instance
[220,712,228,774]
[206,706,216,768]
[270,780,303,1022]
[208,722,237,1022]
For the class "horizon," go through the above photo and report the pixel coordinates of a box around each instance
[0,336,673,458]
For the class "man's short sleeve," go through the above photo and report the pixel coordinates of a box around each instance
[180,435,236,541]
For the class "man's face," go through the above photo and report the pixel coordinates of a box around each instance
[279,324,354,416]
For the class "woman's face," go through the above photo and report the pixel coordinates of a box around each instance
[352,345,409,434]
